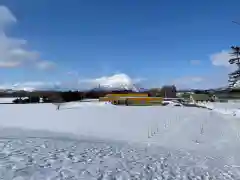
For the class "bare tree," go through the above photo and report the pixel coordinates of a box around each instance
[47,93,64,110]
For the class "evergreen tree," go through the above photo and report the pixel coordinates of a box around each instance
[228,46,240,88]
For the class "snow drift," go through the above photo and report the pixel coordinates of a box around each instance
[1,102,240,178]
[0,102,240,161]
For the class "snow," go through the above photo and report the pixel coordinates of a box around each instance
[1,138,239,180]
[162,100,182,106]
[0,97,15,103]
[1,102,240,157]
[200,102,240,117]
[1,102,240,179]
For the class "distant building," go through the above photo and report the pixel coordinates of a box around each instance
[190,94,212,104]
[99,93,148,102]
[161,85,177,98]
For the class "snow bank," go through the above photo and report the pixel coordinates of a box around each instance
[1,102,240,164]
[59,101,110,109]
[0,103,153,143]
[200,102,240,117]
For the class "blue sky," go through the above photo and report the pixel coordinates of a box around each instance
[0,0,239,90]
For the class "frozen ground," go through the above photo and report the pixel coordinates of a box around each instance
[0,101,240,179]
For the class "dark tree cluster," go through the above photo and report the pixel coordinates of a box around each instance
[13,96,40,104]
[7,89,148,104]
[58,91,85,102]
[83,89,145,99]
[2,85,178,104]
[148,88,161,97]
[193,90,211,94]
[51,89,152,102]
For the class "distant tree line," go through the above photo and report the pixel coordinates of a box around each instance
[6,89,150,104]
[0,85,179,104]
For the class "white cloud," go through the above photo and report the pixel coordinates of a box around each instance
[85,73,140,88]
[209,50,240,88]
[36,61,55,70]
[210,50,233,68]
[0,61,21,68]
[0,73,143,91]
[78,73,145,91]
[0,81,61,92]
[190,60,201,65]
[173,73,230,89]
[67,71,79,76]
[0,6,54,69]
[173,76,205,89]
[13,82,59,92]
[0,6,16,28]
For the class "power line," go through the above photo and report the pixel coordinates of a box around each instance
[232,21,240,26]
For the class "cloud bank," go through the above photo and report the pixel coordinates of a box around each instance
[0,6,54,70]
[173,50,236,89]
[0,73,143,91]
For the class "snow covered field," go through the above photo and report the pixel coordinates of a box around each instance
[1,137,240,180]
[201,102,240,117]
[1,101,240,179]
[0,97,15,103]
